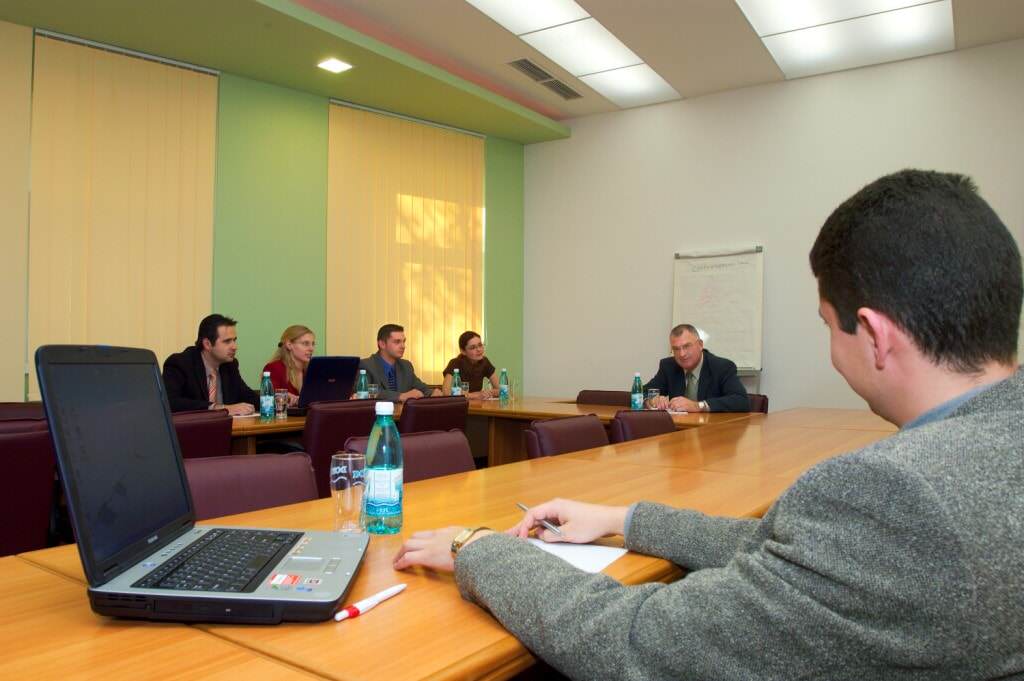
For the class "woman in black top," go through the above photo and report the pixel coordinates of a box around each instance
[442,331,498,398]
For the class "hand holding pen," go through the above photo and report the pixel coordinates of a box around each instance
[509,499,631,544]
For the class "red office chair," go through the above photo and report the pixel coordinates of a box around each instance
[172,409,233,459]
[575,390,631,407]
[0,401,45,420]
[0,417,56,555]
[301,400,377,498]
[398,396,468,435]
[608,410,676,443]
[748,393,769,413]
[523,414,609,458]
[345,429,475,483]
[183,453,318,521]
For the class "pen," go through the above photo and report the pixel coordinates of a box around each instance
[334,583,407,622]
[516,502,563,536]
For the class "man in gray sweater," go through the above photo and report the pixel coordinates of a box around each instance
[394,170,1024,680]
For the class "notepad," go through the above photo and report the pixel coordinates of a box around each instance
[527,539,627,573]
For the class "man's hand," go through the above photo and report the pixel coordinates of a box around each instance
[647,395,670,410]
[399,389,425,402]
[668,396,699,412]
[393,526,495,572]
[287,393,300,407]
[508,498,629,544]
[225,403,254,416]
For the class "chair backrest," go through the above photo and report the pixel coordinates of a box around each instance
[608,409,677,444]
[345,429,475,483]
[748,393,769,413]
[171,409,233,460]
[0,419,56,555]
[182,453,318,521]
[301,400,377,498]
[575,390,631,407]
[0,401,45,421]
[397,396,468,435]
[524,414,609,459]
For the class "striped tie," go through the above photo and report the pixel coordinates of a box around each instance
[207,372,217,405]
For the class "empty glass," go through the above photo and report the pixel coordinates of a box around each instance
[646,388,660,407]
[460,381,471,396]
[368,383,380,399]
[330,452,365,532]
[274,389,290,419]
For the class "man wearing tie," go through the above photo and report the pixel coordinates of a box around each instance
[644,324,750,412]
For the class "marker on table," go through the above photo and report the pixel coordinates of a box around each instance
[334,583,407,622]
[516,502,563,536]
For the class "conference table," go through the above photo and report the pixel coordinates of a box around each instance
[11,407,896,680]
[230,397,754,463]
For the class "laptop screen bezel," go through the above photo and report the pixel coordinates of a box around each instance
[35,345,196,588]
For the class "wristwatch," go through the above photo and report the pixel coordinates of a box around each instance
[450,526,491,557]
[698,400,708,412]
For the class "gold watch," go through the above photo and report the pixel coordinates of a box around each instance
[450,526,491,557]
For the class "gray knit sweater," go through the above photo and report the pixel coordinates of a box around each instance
[455,370,1024,680]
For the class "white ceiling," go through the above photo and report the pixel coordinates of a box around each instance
[296,0,1024,120]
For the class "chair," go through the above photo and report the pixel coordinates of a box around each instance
[183,453,318,521]
[302,400,377,498]
[398,396,468,435]
[0,401,45,420]
[0,418,56,555]
[172,409,233,459]
[748,393,769,413]
[608,410,677,443]
[575,390,631,407]
[345,429,475,483]
[523,414,609,459]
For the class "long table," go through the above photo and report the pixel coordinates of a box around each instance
[15,408,895,680]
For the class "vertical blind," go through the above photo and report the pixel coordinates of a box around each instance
[27,36,217,398]
[326,104,484,384]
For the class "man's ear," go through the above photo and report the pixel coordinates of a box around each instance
[856,307,898,370]
[201,338,212,352]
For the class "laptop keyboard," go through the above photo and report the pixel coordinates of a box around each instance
[133,528,302,593]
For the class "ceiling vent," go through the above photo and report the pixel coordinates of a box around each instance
[507,58,582,100]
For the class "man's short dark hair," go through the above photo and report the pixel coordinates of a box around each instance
[810,169,1022,372]
[670,324,700,339]
[377,324,404,343]
[196,314,238,348]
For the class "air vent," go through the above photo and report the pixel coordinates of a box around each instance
[540,79,582,100]
[508,58,553,82]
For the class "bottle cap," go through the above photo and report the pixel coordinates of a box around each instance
[634,372,641,376]
[375,401,395,416]
[359,369,366,374]
[501,368,507,372]
[263,371,270,376]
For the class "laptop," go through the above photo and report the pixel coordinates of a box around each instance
[35,345,369,623]
[288,355,361,416]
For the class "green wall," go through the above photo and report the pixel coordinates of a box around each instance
[213,73,328,386]
[483,137,525,389]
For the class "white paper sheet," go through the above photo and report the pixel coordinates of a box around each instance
[527,539,627,573]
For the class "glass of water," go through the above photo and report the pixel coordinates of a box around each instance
[368,383,380,399]
[274,389,290,419]
[330,452,365,532]
[460,381,471,397]
[646,388,660,407]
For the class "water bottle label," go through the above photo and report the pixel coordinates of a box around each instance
[365,468,402,505]
[451,384,461,396]
[356,390,369,399]
[260,395,275,416]
[630,393,643,410]
[499,385,509,399]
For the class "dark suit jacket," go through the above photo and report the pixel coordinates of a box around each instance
[162,346,259,413]
[358,353,433,402]
[644,349,749,412]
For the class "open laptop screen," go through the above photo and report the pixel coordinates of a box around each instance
[38,347,193,582]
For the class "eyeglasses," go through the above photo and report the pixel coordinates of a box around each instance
[465,343,485,351]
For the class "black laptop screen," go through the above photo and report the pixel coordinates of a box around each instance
[44,361,190,567]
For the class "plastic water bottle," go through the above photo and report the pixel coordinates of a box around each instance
[361,402,403,534]
[631,372,644,410]
[451,368,462,396]
[498,368,510,402]
[355,369,369,399]
[260,371,274,422]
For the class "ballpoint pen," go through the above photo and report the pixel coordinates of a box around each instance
[516,502,564,536]
[334,583,407,622]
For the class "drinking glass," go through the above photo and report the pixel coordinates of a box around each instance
[646,388,660,406]
[274,389,290,419]
[368,383,380,399]
[330,452,365,532]
[460,381,471,397]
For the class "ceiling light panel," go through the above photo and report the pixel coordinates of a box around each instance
[521,18,641,77]
[735,0,934,37]
[579,64,680,108]
[465,0,588,36]
[762,0,953,79]
[318,58,352,74]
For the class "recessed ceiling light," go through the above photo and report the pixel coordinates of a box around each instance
[736,0,933,37]
[761,1,953,79]
[579,63,680,108]
[521,18,641,77]
[465,0,588,36]
[318,58,352,74]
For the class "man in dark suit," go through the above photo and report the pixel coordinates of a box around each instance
[358,323,441,402]
[644,324,750,412]
[162,313,259,414]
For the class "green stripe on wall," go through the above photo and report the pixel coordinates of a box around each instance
[484,137,525,390]
[213,73,328,387]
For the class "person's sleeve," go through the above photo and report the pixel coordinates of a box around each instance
[643,361,669,393]
[706,359,749,412]
[264,362,288,393]
[482,358,496,378]
[441,358,456,377]
[625,502,758,569]
[237,369,259,408]
[361,358,399,402]
[454,455,969,680]
[408,365,433,394]
[161,358,209,412]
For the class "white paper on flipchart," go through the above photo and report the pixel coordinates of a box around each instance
[527,539,627,573]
